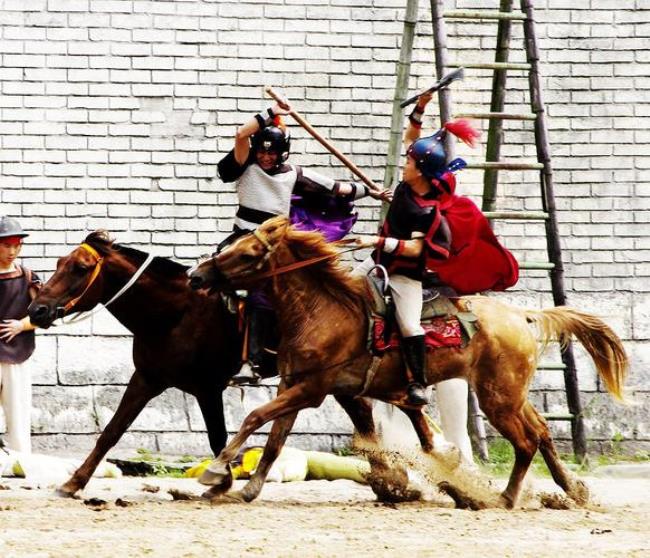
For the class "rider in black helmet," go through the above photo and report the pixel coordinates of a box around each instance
[215,102,391,383]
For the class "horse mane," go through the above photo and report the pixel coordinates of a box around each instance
[83,230,189,278]
[282,224,370,312]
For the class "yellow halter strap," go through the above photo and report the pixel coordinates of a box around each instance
[63,243,104,312]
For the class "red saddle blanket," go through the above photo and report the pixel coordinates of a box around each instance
[372,316,463,353]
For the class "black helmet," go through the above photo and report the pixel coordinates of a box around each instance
[251,126,291,163]
[0,216,28,239]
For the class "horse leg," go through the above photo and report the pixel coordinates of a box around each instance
[58,371,163,497]
[525,403,590,505]
[196,391,228,456]
[229,411,299,503]
[336,395,421,503]
[199,383,323,497]
[479,398,539,509]
[225,382,298,503]
[397,407,434,453]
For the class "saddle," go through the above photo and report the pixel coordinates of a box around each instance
[365,271,479,354]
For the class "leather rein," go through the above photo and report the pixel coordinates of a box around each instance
[224,229,374,282]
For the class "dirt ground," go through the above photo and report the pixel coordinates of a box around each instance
[1,472,649,558]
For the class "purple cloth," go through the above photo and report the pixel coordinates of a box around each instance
[289,193,357,242]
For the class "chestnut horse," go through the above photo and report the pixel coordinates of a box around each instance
[28,231,241,496]
[188,216,628,509]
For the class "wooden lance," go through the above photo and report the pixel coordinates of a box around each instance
[265,86,385,197]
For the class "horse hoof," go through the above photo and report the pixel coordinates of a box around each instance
[369,478,422,503]
[201,485,241,504]
[439,481,487,511]
[56,482,81,499]
[568,479,590,506]
[198,462,232,487]
[498,493,515,510]
[222,490,248,503]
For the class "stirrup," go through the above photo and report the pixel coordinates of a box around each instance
[407,382,428,406]
[229,362,261,386]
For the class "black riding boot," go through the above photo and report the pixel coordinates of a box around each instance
[402,335,428,406]
[230,308,265,385]
[231,307,278,384]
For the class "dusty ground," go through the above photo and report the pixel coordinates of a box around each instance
[0,472,649,558]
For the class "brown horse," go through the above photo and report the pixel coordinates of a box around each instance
[188,216,628,509]
[28,231,241,496]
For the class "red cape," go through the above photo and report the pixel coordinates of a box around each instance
[427,191,519,295]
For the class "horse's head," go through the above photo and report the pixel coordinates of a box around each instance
[188,216,290,290]
[29,232,112,328]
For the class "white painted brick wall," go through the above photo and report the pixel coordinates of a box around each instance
[0,0,648,455]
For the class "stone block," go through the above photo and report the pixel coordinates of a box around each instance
[58,336,133,385]
[32,385,97,434]
[90,310,131,336]
[221,386,274,433]
[625,341,650,390]
[94,385,189,432]
[632,294,650,340]
[156,432,212,456]
[581,390,649,441]
[293,395,354,435]
[30,335,58,385]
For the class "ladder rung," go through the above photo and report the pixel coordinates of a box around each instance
[448,62,531,71]
[444,10,527,21]
[519,261,555,270]
[542,413,575,421]
[484,211,549,220]
[467,161,544,170]
[537,364,567,370]
[454,111,536,121]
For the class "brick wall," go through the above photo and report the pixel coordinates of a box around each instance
[0,0,647,456]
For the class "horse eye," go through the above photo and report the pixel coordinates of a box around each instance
[239,253,258,262]
[73,263,91,275]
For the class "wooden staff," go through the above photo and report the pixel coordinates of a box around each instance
[265,86,384,195]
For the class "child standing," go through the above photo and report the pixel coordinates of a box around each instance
[0,217,40,453]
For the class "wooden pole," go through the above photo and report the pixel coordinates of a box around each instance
[482,0,514,213]
[520,0,586,460]
[382,0,420,220]
[430,0,454,157]
[265,86,383,194]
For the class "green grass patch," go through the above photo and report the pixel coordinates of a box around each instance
[478,437,650,478]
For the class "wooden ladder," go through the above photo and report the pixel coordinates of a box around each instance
[385,0,587,460]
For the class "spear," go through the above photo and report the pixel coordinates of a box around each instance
[265,86,387,199]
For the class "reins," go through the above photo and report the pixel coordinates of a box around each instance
[58,243,155,324]
[249,236,374,281]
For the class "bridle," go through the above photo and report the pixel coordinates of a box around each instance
[55,242,154,324]
[59,243,104,317]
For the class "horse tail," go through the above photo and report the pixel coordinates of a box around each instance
[524,307,628,402]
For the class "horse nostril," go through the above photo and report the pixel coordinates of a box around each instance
[189,275,204,290]
[32,305,48,318]
[29,304,52,328]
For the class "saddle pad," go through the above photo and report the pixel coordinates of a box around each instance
[367,274,458,319]
[372,315,462,354]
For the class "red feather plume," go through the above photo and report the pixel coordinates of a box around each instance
[273,115,286,131]
[443,118,481,148]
